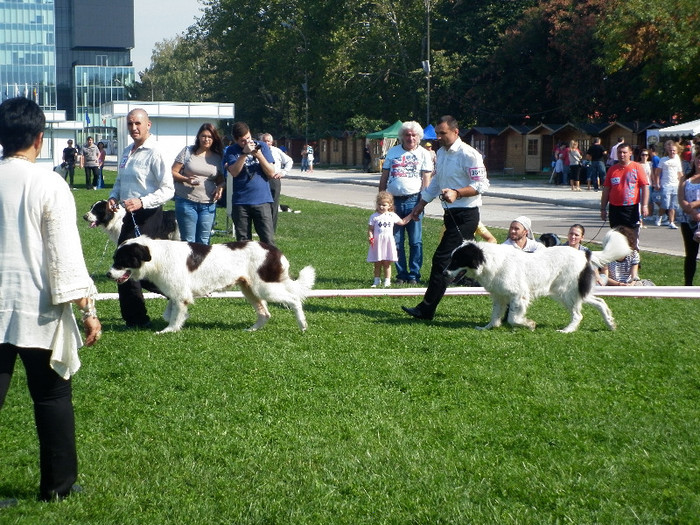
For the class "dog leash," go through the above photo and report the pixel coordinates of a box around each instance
[121,201,142,237]
[584,219,608,247]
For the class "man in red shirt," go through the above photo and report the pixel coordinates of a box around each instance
[600,143,650,242]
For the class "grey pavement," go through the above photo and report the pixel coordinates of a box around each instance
[281,166,685,257]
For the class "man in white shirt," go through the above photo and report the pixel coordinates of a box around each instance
[108,108,175,328]
[402,115,490,320]
[608,136,624,166]
[379,121,433,284]
[502,216,543,252]
[654,140,684,229]
[261,133,293,232]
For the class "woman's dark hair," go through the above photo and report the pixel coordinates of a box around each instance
[570,223,585,236]
[615,226,638,251]
[0,97,45,156]
[193,122,224,156]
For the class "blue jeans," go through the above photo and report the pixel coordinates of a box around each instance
[174,197,217,244]
[392,193,423,281]
[589,161,605,189]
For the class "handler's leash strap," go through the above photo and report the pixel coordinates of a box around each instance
[121,201,141,237]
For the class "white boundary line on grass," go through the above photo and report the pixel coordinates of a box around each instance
[95,286,700,301]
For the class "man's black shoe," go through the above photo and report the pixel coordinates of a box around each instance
[401,306,433,320]
[125,321,152,330]
[40,484,84,502]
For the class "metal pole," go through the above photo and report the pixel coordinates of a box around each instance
[304,71,309,144]
[426,0,431,125]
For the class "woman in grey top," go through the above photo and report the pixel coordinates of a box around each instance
[171,123,225,244]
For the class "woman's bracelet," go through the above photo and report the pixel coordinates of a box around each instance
[80,299,98,321]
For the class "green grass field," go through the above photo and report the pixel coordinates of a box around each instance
[1,173,698,524]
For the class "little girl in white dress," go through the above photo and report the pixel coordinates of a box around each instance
[367,191,412,287]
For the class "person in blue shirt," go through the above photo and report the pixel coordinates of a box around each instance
[223,122,276,245]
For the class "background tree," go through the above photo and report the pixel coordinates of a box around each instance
[131,36,211,102]
[595,0,700,121]
[140,0,698,137]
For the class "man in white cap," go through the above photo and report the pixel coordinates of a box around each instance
[502,216,543,252]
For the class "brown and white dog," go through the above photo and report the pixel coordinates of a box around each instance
[83,200,180,243]
[107,237,315,334]
[443,230,631,333]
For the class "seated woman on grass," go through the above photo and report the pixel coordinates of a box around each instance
[600,226,654,286]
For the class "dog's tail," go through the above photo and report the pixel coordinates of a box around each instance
[290,266,316,300]
[589,230,632,268]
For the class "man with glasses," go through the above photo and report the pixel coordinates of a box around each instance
[402,115,490,321]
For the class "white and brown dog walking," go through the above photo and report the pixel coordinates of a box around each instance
[107,237,315,333]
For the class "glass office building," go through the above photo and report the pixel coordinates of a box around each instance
[0,0,134,143]
[0,0,57,109]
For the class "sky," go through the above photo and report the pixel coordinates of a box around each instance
[132,0,204,77]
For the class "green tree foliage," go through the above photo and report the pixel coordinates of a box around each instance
[141,0,698,136]
[595,0,700,121]
[131,36,211,102]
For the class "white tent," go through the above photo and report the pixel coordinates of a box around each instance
[658,118,700,137]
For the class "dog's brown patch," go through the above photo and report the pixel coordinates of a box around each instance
[258,245,284,283]
[187,243,212,272]
[224,241,249,252]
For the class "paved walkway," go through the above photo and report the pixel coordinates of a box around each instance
[282,166,686,257]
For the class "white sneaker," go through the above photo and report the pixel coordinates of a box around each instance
[669,222,678,229]
[654,217,662,226]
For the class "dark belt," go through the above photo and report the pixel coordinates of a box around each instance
[393,193,420,199]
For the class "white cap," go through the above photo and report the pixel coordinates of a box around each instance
[513,216,534,239]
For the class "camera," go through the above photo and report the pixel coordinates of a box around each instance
[247,139,261,153]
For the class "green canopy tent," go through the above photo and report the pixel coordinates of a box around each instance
[366,120,403,139]
[366,120,403,171]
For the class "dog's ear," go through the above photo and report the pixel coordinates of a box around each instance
[134,244,152,262]
[449,242,485,270]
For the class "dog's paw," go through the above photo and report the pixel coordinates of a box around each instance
[155,326,179,335]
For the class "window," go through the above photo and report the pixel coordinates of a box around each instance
[527,139,539,156]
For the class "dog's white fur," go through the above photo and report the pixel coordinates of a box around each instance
[443,230,631,333]
[107,237,315,334]
[83,200,180,243]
